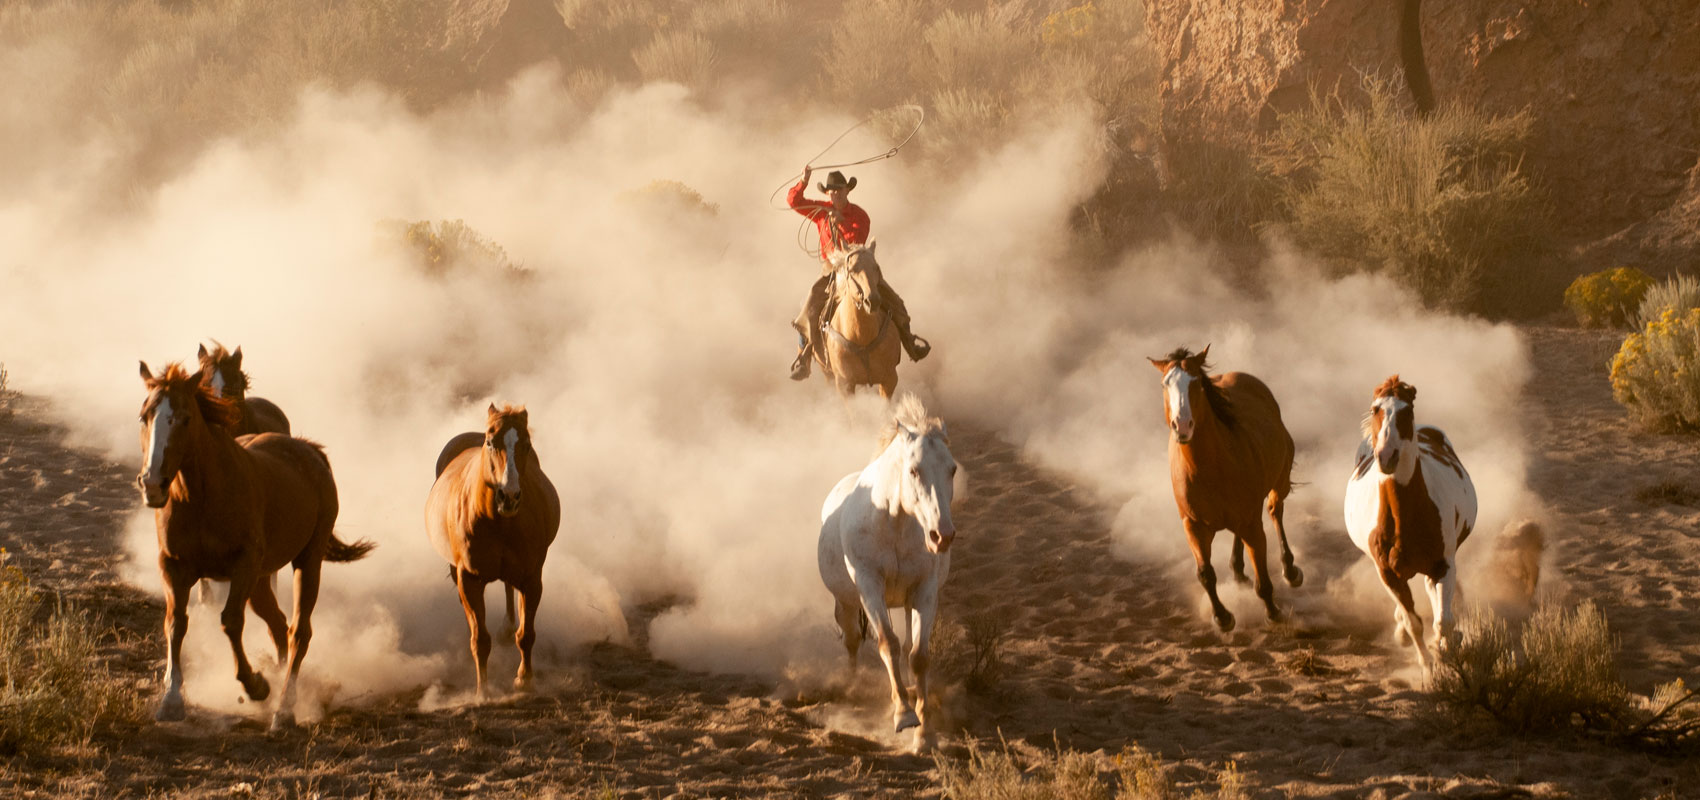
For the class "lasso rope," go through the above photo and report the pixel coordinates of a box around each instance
[769,105,926,259]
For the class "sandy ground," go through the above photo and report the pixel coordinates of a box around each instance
[1,325,1697,799]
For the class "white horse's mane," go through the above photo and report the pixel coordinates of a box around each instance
[877,393,947,456]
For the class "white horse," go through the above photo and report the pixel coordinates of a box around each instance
[1344,375,1477,674]
[817,394,958,751]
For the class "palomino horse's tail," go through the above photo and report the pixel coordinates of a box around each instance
[326,534,377,563]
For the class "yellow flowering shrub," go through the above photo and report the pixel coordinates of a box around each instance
[1041,2,1097,50]
[1611,307,1700,430]
[1565,266,1654,328]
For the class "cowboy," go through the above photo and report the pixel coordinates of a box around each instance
[787,167,930,380]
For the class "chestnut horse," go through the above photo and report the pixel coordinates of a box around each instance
[1344,375,1477,674]
[425,404,560,699]
[137,362,374,729]
[194,341,289,605]
[817,243,902,398]
[197,342,290,436]
[1148,346,1304,632]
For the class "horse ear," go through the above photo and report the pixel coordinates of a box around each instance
[139,360,153,382]
[486,402,499,418]
[1147,357,1171,373]
[231,346,242,366]
[868,238,877,254]
[196,343,208,359]
[187,367,205,387]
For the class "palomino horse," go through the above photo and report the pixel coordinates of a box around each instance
[425,404,561,699]
[1344,375,1477,674]
[197,342,291,436]
[1149,346,1304,632]
[195,341,290,606]
[137,362,373,729]
[817,394,958,751]
[817,243,902,398]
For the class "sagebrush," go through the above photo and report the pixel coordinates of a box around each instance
[1566,266,1656,329]
[1258,74,1547,313]
[1610,306,1700,430]
[936,740,1247,800]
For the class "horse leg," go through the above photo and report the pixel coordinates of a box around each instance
[1425,564,1459,652]
[246,574,290,665]
[511,577,542,691]
[1235,522,1281,623]
[156,563,195,721]
[221,561,270,705]
[1184,519,1234,632]
[854,576,917,732]
[501,584,517,642]
[1379,566,1430,674]
[455,568,493,701]
[908,595,941,753]
[832,599,865,678]
[269,560,322,732]
[1268,490,1304,587]
[1229,537,1249,585]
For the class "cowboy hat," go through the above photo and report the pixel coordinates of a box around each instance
[817,170,857,193]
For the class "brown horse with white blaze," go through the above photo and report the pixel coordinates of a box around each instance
[817,243,903,398]
[1149,346,1304,632]
[136,362,374,729]
[426,404,561,699]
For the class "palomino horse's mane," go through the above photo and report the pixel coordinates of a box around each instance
[200,340,250,394]
[1362,375,1417,440]
[876,394,947,456]
[143,362,243,431]
[1165,347,1237,429]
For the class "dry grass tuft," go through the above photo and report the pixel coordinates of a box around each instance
[936,740,1251,799]
[0,558,147,755]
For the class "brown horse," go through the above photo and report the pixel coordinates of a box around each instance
[136,362,374,729]
[425,404,561,699]
[197,342,290,436]
[817,243,902,398]
[1148,346,1304,632]
[195,341,290,605]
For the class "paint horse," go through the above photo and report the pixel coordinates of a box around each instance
[1149,346,1304,632]
[137,362,374,729]
[817,243,903,398]
[197,342,291,436]
[426,404,560,699]
[817,394,958,751]
[1344,375,1476,674]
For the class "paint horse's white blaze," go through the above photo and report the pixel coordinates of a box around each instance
[1161,365,1198,443]
[817,395,958,752]
[208,370,226,398]
[140,396,175,507]
[1343,378,1477,675]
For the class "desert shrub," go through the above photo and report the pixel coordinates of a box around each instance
[937,741,1247,800]
[1634,272,1700,328]
[821,0,927,110]
[1258,74,1546,312]
[1432,601,1699,750]
[1164,136,1275,242]
[922,7,1034,92]
[632,29,717,88]
[619,180,720,217]
[0,557,146,753]
[386,219,520,277]
[1609,307,1700,430]
[1565,266,1656,328]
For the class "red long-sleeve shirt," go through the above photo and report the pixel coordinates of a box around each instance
[789,176,870,258]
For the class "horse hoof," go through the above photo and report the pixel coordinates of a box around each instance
[894,710,920,733]
[1284,565,1305,588]
[1214,612,1236,633]
[268,710,296,733]
[242,674,271,702]
[1231,570,1251,586]
[155,696,186,722]
[512,676,535,694]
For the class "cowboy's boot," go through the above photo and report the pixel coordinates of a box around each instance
[790,331,812,380]
[897,321,931,361]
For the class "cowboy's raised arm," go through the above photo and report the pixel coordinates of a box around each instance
[788,168,826,217]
